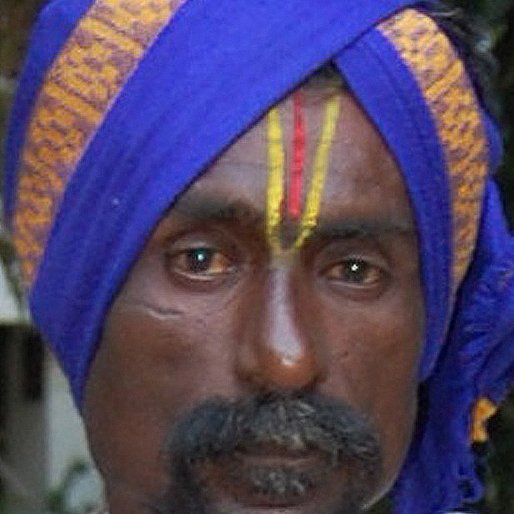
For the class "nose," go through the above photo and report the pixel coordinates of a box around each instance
[236,266,326,391]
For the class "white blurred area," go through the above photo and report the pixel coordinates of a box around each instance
[0,260,103,513]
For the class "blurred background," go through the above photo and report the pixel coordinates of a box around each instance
[0,0,513,513]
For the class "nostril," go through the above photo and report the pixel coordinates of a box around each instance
[280,356,299,368]
[251,344,324,392]
[235,324,325,392]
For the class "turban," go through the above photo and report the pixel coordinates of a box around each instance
[4,0,514,512]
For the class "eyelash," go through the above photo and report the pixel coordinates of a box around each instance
[323,257,384,287]
[162,228,391,301]
[163,239,243,291]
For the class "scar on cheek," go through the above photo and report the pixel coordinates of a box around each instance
[115,298,184,321]
[266,94,341,254]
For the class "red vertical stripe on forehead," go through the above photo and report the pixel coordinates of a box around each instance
[288,90,306,219]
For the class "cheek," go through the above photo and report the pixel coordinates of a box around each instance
[83,294,240,499]
[316,287,424,491]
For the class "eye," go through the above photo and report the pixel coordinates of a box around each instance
[325,258,383,286]
[168,247,235,279]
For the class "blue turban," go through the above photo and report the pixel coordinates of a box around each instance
[4,1,514,512]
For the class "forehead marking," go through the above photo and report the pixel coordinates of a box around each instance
[266,94,341,254]
[288,91,306,220]
[266,106,286,254]
[294,94,341,249]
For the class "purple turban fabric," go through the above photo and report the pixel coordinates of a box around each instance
[4,1,514,512]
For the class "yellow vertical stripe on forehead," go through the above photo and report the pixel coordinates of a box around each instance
[266,107,286,254]
[378,9,489,288]
[14,0,182,287]
[294,95,341,250]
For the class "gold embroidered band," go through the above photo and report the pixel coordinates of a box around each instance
[13,0,183,286]
[378,9,489,288]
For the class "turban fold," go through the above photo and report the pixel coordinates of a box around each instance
[4,0,514,512]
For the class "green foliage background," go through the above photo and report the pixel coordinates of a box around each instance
[0,1,513,512]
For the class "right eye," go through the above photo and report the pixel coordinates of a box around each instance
[167,247,235,280]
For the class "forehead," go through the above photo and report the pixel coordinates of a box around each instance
[174,87,414,232]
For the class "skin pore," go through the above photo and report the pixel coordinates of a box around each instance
[83,83,425,513]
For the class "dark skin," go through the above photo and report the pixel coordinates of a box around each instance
[83,86,425,513]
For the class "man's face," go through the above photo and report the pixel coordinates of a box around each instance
[83,86,424,514]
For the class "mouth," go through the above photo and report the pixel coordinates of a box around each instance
[161,393,383,513]
[195,445,341,508]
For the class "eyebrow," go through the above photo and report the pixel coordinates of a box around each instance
[310,219,416,241]
[170,194,415,240]
[170,195,264,226]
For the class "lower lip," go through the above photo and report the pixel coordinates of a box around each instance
[197,451,335,508]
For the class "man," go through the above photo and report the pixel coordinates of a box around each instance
[4,0,514,513]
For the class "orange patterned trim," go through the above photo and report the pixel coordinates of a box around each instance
[13,0,183,287]
[379,9,489,289]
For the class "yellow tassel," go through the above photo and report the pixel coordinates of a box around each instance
[471,397,498,443]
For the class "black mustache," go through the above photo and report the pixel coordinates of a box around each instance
[167,391,382,470]
[152,392,383,514]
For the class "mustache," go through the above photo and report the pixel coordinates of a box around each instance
[153,392,383,514]
[168,391,382,468]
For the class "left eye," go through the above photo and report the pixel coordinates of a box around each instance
[325,258,382,286]
[169,247,234,277]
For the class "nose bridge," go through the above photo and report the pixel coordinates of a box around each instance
[268,269,305,367]
[236,265,325,391]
